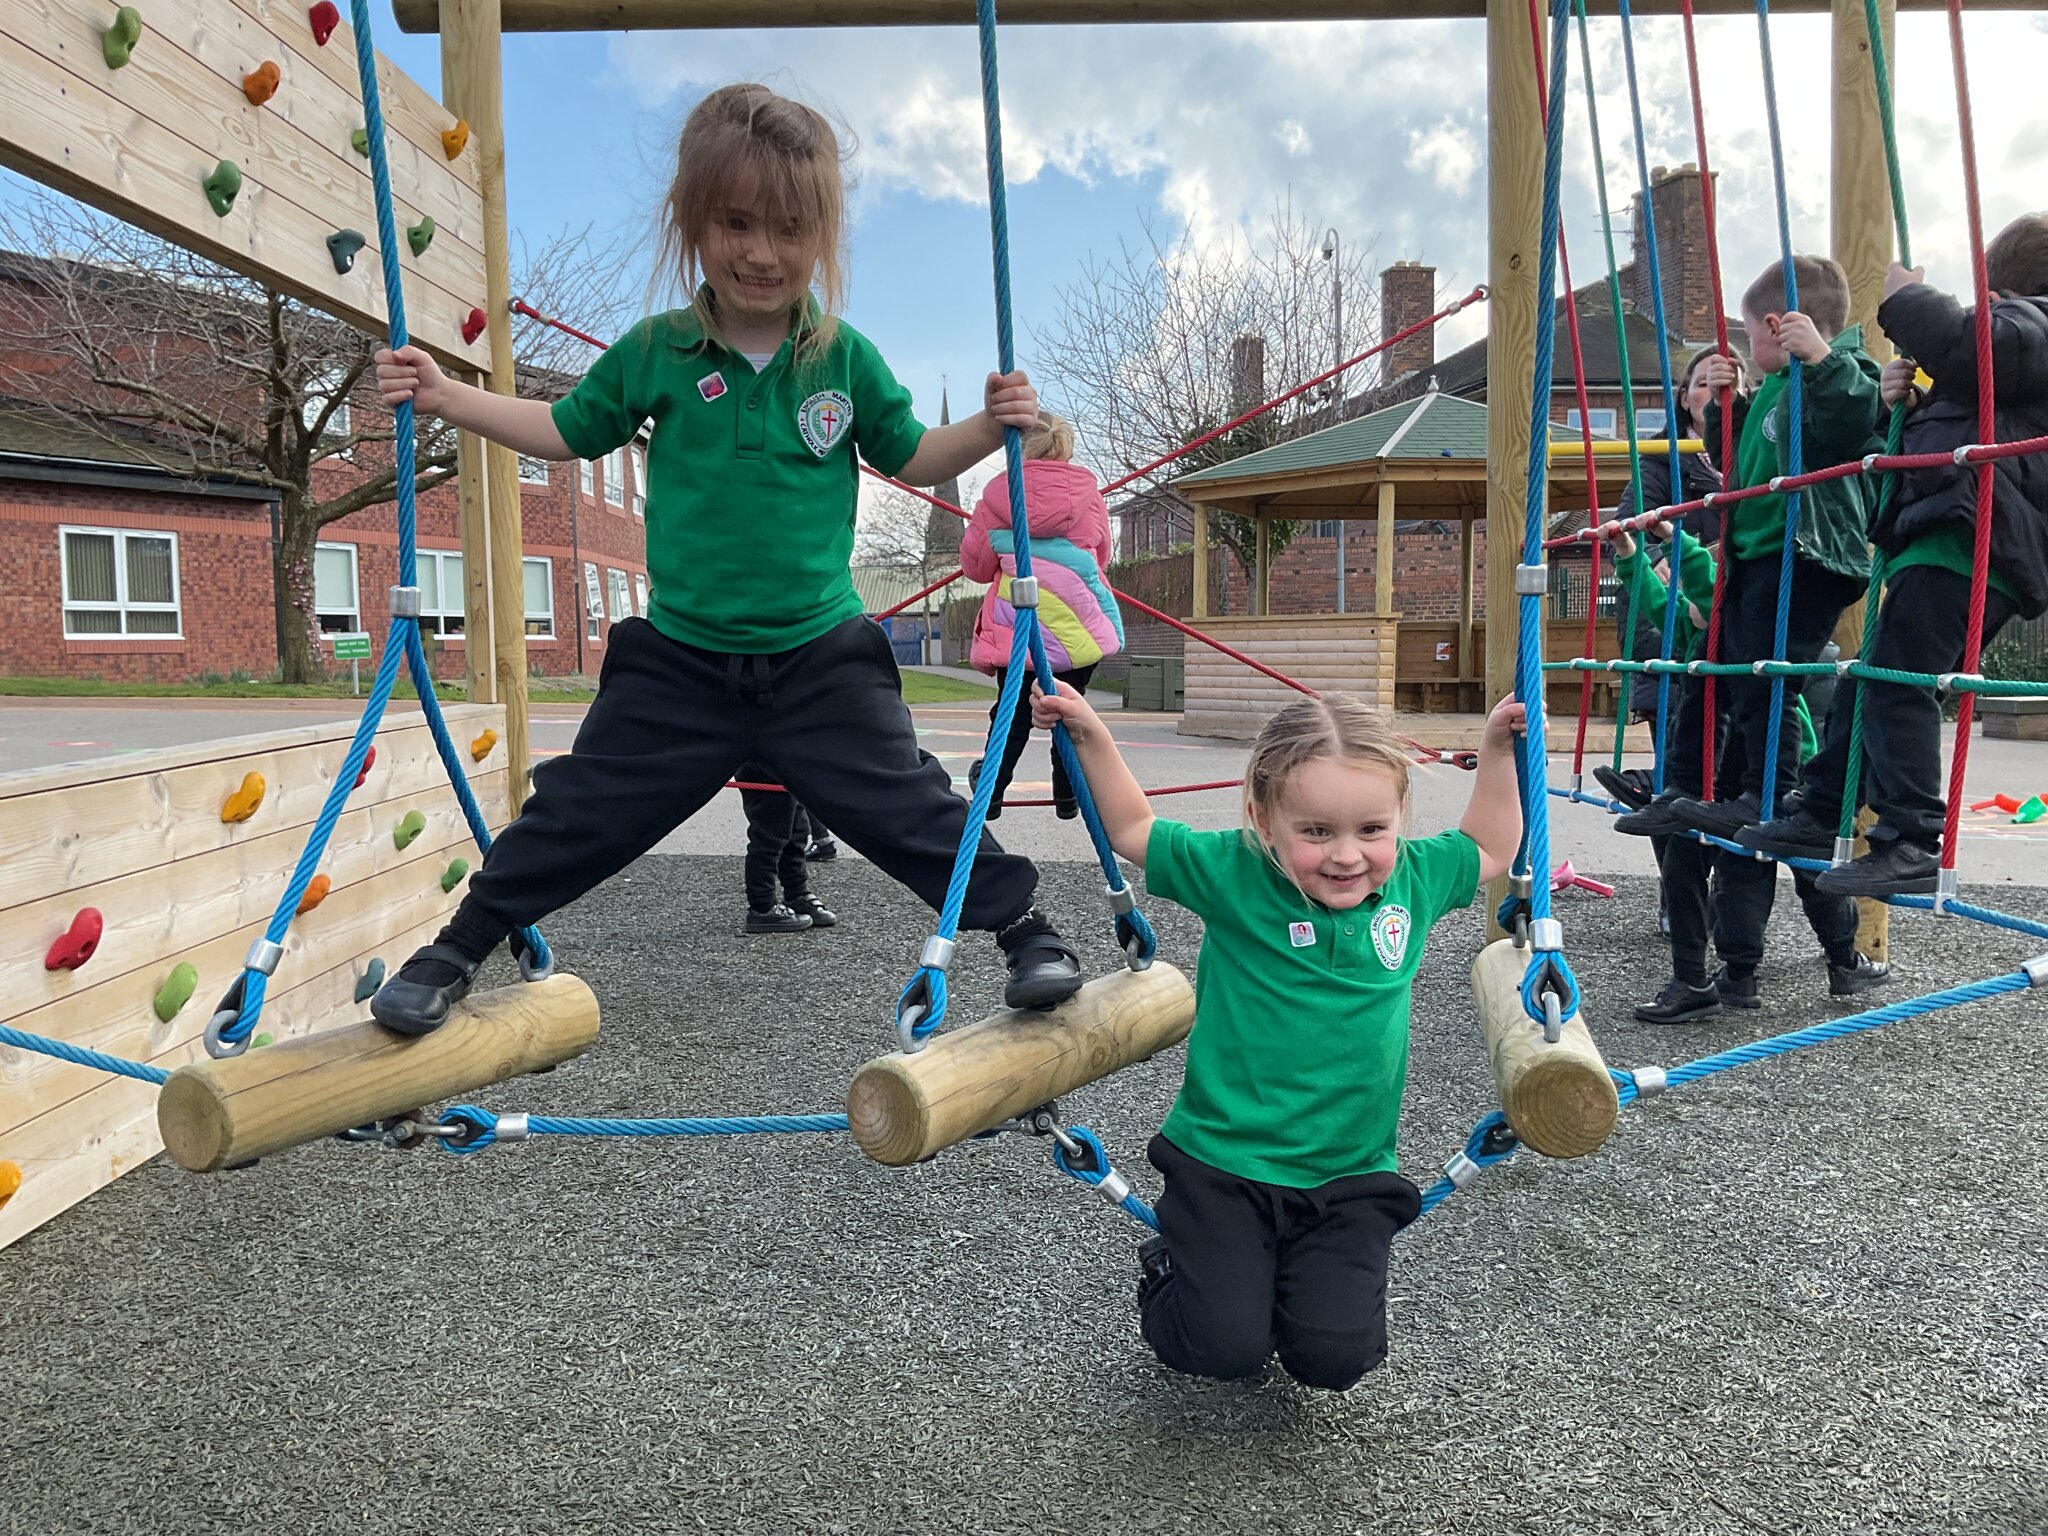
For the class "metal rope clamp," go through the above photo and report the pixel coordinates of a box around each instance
[1506,873,1534,950]
[1008,575,1040,609]
[203,939,285,1058]
[1529,919,1566,1044]
[1515,562,1548,596]
[894,935,955,1054]
[512,931,554,984]
[1107,882,1153,972]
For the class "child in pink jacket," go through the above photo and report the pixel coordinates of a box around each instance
[961,412,1125,818]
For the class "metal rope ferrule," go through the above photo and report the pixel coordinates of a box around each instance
[1631,1065,1668,1098]
[1515,562,1549,596]
[1833,836,1857,867]
[389,585,423,618]
[1528,917,1563,953]
[2024,954,2048,988]
[1934,867,1958,913]
[1007,575,1040,609]
[919,936,956,972]
[1105,883,1136,916]
[244,938,285,976]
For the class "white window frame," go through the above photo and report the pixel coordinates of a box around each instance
[418,547,467,640]
[518,454,550,486]
[606,567,631,623]
[633,572,649,617]
[304,364,353,443]
[579,459,595,498]
[583,561,603,640]
[314,540,361,635]
[59,525,182,639]
[602,446,626,507]
[1634,408,1670,439]
[1565,407,1618,439]
[522,555,555,640]
[629,443,646,519]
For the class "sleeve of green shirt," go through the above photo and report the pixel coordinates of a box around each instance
[1400,828,1482,929]
[550,316,655,461]
[1671,529,1717,614]
[846,329,926,479]
[1145,818,1248,921]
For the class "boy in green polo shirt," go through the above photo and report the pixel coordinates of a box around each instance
[364,83,1087,1034]
[1737,217,2048,895]
[1031,684,1526,1390]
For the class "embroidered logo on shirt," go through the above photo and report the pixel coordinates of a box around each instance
[1287,920,1315,948]
[798,390,854,457]
[1760,404,1780,443]
[699,372,728,402]
[1371,904,1412,969]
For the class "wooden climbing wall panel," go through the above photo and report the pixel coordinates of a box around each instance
[0,703,510,1249]
[0,0,491,368]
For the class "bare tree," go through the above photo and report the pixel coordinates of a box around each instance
[0,194,631,682]
[1030,201,1380,576]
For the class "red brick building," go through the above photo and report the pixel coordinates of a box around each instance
[0,255,649,685]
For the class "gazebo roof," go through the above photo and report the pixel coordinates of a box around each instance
[1177,389,1489,488]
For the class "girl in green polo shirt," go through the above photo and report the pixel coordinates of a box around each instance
[364,82,1089,1036]
[1033,684,1526,1390]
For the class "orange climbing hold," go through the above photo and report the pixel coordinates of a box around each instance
[308,0,340,44]
[442,121,471,159]
[0,1160,20,1213]
[243,61,281,107]
[470,728,497,763]
[296,874,332,915]
[221,770,266,823]
[462,307,488,345]
[45,908,103,972]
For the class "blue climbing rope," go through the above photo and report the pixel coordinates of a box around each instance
[205,0,548,1054]
[434,1104,848,1154]
[0,1024,168,1086]
[1049,1126,1160,1231]
[1754,0,1804,823]
[1510,0,1583,1031]
[896,0,1153,1049]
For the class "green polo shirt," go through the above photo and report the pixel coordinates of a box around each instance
[1147,818,1481,1188]
[550,299,927,653]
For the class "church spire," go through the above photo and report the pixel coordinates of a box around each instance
[926,375,963,562]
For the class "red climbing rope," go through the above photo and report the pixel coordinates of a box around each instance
[510,298,610,351]
[1939,0,1999,879]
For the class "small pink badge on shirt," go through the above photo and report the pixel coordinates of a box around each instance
[699,372,727,402]
[1287,921,1315,948]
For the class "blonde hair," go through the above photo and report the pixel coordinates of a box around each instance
[658,84,850,362]
[1022,411,1075,462]
[1242,693,1412,861]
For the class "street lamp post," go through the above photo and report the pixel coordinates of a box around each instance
[1321,227,1346,613]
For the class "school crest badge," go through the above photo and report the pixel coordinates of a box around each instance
[798,390,854,457]
[1371,903,1412,969]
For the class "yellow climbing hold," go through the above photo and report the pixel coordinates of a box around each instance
[441,857,469,892]
[407,216,436,257]
[393,809,427,850]
[0,1160,20,1213]
[153,962,198,1023]
[221,770,266,824]
[102,6,142,68]
[441,121,470,159]
[296,873,332,914]
[470,728,497,762]
[202,160,242,217]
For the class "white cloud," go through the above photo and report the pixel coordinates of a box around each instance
[1407,119,1482,197]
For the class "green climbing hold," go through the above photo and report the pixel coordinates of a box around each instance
[152,962,198,1023]
[202,160,242,217]
[353,957,386,1003]
[393,809,427,850]
[350,127,370,157]
[441,857,469,893]
[102,6,142,68]
[251,1032,273,1049]
[2014,795,2047,825]
[327,229,366,275]
[406,216,435,257]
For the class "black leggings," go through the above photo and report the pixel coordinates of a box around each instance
[981,663,1098,809]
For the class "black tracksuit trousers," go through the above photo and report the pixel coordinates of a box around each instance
[445,615,1039,953]
[1139,1135,1421,1393]
[737,762,813,912]
[1723,553,1866,809]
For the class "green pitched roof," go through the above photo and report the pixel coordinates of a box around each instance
[1175,391,1490,487]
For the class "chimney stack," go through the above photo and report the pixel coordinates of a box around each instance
[1379,261,1437,385]
[1628,162,1718,344]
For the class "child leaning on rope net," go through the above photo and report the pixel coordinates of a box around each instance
[1737,213,2048,897]
[1029,683,1523,1391]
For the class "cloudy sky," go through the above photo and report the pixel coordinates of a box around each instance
[12,5,2046,511]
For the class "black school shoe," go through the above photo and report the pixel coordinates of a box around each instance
[1137,1234,1173,1305]
[1669,791,1763,842]
[996,907,1084,1010]
[371,940,485,1037]
[804,836,838,862]
[787,893,837,929]
[968,757,1002,820]
[1828,952,1893,997]
[1734,808,1836,860]
[744,903,813,935]
[1592,765,1655,812]
[1815,841,1941,898]
[1634,976,1722,1024]
[1614,793,1691,838]
[1712,964,1762,1010]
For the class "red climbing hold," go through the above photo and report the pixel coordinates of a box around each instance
[45,908,104,972]
[354,744,377,788]
[308,1,340,44]
[462,307,488,345]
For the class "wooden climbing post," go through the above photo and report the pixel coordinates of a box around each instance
[1190,502,1211,619]
[441,0,531,809]
[1832,0,1897,962]
[1374,480,1396,615]
[1484,0,1544,938]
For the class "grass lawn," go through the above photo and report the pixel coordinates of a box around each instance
[0,669,995,707]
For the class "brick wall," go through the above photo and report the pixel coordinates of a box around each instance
[1380,262,1438,384]
[1629,163,1720,346]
